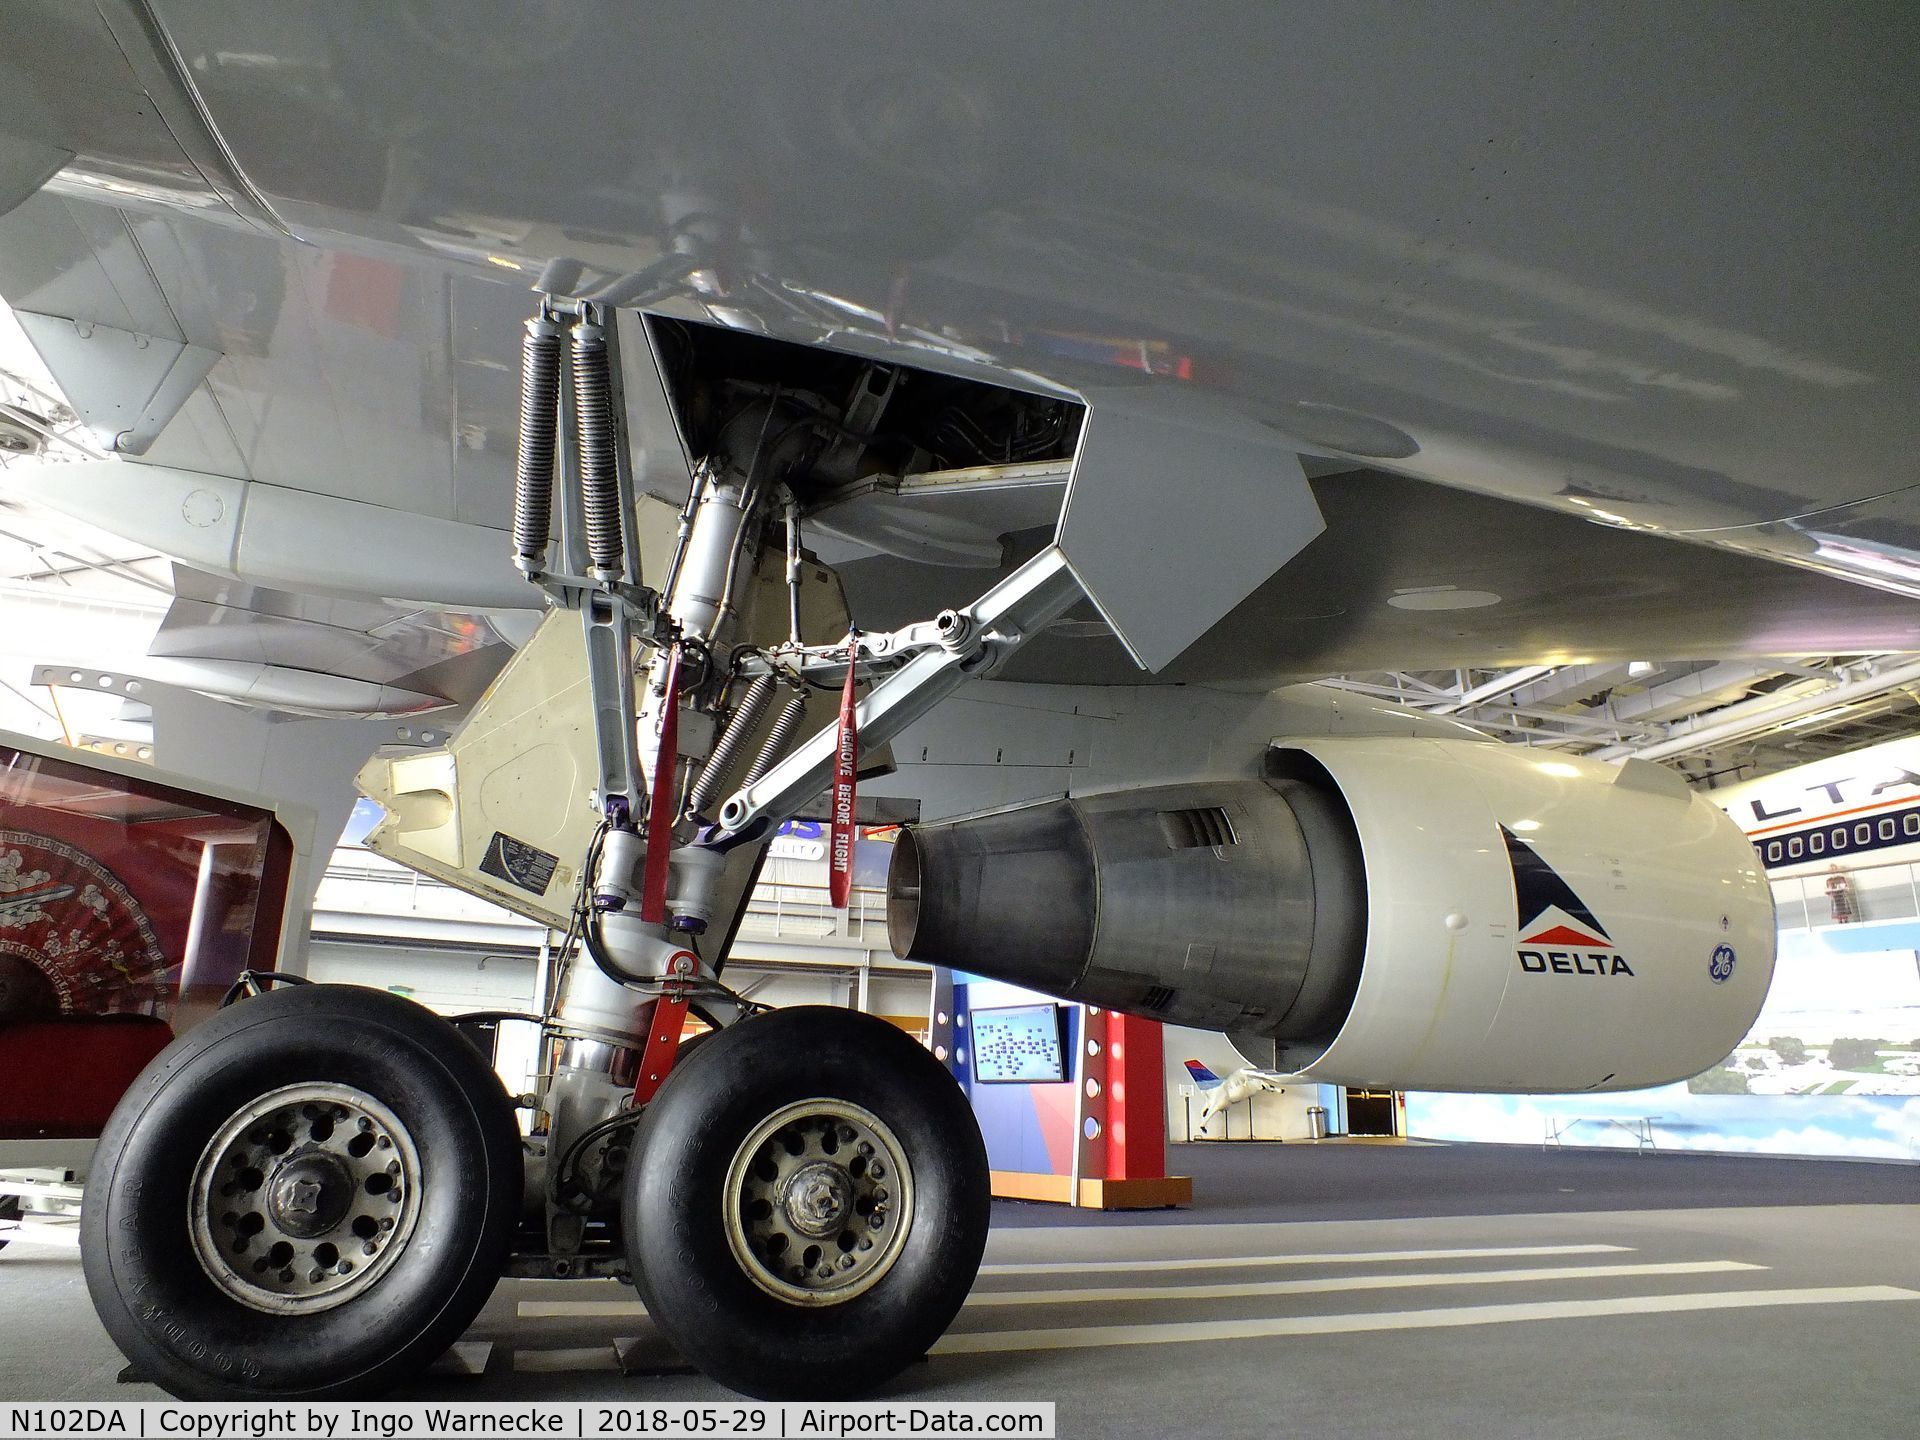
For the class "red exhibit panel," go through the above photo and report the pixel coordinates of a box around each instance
[0,737,297,1140]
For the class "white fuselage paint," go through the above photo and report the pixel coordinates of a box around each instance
[1710,735,1920,881]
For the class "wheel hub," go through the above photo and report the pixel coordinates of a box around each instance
[188,1082,423,1315]
[266,1153,353,1238]
[722,1098,914,1307]
[780,1162,854,1237]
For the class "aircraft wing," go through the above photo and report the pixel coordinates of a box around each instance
[2,188,1917,699]
[1,1,1918,702]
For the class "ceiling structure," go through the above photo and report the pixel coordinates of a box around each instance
[1323,657,1920,788]
[0,307,171,749]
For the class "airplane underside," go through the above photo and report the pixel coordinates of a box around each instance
[13,0,1909,1408]
[78,297,1775,1402]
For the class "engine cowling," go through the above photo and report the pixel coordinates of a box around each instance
[887,738,1775,1093]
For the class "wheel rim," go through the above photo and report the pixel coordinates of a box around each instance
[188,1082,424,1314]
[721,1098,914,1306]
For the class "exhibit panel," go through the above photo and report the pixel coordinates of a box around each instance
[932,973,1191,1209]
[0,732,301,1145]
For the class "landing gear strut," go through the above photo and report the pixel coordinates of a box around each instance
[82,299,1080,1399]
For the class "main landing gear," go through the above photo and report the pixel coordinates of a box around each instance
[81,299,1076,1399]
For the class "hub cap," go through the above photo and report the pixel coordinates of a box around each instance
[188,1083,423,1314]
[722,1099,914,1306]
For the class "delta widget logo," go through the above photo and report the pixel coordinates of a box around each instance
[1501,825,1635,979]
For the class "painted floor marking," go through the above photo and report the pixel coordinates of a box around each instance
[978,1243,1632,1277]
[961,1260,1760,1308]
[521,1299,648,1318]
[509,1344,623,1373]
[515,1256,1728,1320]
[931,1286,1920,1354]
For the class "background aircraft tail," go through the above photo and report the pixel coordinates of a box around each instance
[1183,1059,1222,1087]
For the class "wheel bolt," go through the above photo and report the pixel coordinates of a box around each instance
[363,1242,377,1256]
[840,1255,856,1270]
[859,1238,873,1251]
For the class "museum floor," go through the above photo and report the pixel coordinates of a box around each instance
[4,1141,1915,1438]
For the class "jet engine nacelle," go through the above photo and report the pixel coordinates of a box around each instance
[887,738,1774,1093]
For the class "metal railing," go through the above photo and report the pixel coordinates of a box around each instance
[1771,855,1920,931]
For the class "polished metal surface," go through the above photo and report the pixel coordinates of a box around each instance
[0,1,1915,609]
[0,2,1917,692]
[890,776,1367,1037]
[722,1098,914,1307]
[187,1082,423,1315]
[77,3,1920,582]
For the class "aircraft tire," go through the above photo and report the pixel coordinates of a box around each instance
[625,1005,989,1398]
[82,984,521,1399]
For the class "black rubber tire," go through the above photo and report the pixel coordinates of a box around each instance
[625,1006,990,1399]
[82,984,523,1399]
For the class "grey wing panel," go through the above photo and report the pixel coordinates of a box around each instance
[150,564,513,711]
[0,189,526,527]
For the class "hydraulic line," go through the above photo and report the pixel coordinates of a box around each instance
[571,318,624,579]
[742,694,808,787]
[686,675,774,818]
[512,313,563,573]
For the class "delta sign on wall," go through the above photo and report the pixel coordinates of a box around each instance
[1407,737,1920,1161]
[768,820,895,886]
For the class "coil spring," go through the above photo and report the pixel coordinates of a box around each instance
[743,695,808,787]
[686,676,775,817]
[571,321,623,575]
[512,316,561,567]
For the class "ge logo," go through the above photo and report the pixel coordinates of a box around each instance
[1708,943,1737,984]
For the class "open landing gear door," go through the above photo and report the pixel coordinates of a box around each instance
[1058,387,1324,672]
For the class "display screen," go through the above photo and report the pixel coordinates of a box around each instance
[969,1003,1068,1084]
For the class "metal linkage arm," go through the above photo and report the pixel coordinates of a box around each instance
[713,546,1083,842]
[736,612,966,685]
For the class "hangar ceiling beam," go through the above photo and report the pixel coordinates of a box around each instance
[1431,665,1559,713]
[1596,657,1920,763]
